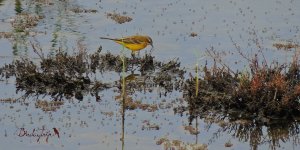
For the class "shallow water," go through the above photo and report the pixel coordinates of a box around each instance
[1,0,300,150]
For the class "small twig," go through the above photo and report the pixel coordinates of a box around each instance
[205,47,236,75]
[230,36,251,62]
[30,41,45,60]
[273,88,278,101]
[251,29,268,68]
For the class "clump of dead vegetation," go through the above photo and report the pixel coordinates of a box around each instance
[106,12,132,24]
[90,49,158,73]
[0,11,44,39]
[11,12,44,32]
[183,46,300,120]
[0,41,184,102]
[154,58,185,95]
[90,49,184,97]
[0,41,110,100]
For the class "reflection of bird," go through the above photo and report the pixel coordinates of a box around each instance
[125,74,140,81]
[53,128,60,138]
[100,35,153,52]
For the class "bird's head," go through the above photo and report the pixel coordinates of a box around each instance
[145,36,153,50]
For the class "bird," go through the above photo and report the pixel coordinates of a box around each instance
[100,35,153,52]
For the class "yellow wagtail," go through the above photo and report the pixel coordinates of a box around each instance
[100,35,153,52]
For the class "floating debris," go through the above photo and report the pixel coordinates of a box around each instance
[156,137,207,150]
[70,7,97,13]
[35,100,64,111]
[183,125,199,135]
[224,140,233,147]
[156,137,168,145]
[273,42,299,51]
[141,120,160,130]
[0,98,17,103]
[115,95,158,112]
[0,31,45,39]
[101,111,114,117]
[0,32,13,39]
[190,32,198,37]
[106,12,132,24]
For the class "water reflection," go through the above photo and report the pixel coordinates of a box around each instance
[10,0,41,56]
[3,0,85,56]
[120,47,126,150]
[187,110,300,150]
[49,0,85,53]
[0,0,5,6]
[11,0,27,56]
[15,0,23,14]
[50,1,67,53]
[12,34,28,56]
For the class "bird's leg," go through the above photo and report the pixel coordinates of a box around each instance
[131,51,136,62]
[131,51,136,59]
[131,51,136,68]
[137,51,140,57]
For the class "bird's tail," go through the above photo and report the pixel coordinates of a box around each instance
[99,37,117,41]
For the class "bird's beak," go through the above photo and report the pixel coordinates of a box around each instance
[150,42,154,51]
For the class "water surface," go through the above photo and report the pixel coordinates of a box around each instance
[1,0,300,150]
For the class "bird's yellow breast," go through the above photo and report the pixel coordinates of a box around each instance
[115,41,147,51]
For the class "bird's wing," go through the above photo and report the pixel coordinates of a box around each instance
[118,37,144,44]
